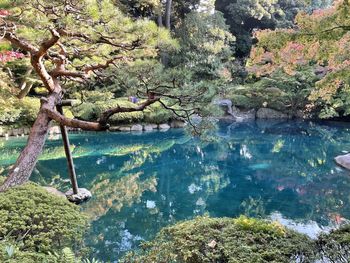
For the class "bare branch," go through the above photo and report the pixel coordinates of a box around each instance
[83,56,126,73]
[45,108,105,131]
[3,32,38,53]
[98,97,160,126]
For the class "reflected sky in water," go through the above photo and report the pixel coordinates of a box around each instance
[1,120,350,262]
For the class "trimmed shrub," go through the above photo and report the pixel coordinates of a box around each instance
[0,181,88,252]
[317,224,350,263]
[121,216,316,263]
[144,102,173,124]
[72,98,144,124]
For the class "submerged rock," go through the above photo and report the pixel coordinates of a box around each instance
[335,154,350,170]
[256,108,288,119]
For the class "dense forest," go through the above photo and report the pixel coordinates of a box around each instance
[1,0,350,262]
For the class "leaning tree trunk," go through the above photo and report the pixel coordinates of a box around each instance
[0,91,60,191]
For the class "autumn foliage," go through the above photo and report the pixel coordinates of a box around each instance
[248,0,350,118]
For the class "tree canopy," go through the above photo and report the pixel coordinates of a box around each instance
[248,0,350,118]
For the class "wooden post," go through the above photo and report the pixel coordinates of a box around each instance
[56,105,79,194]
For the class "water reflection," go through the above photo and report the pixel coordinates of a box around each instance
[1,121,350,261]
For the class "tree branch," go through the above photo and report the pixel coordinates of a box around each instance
[45,108,105,131]
[3,32,38,53]
[31,29,61,92]
[98,97,160,126]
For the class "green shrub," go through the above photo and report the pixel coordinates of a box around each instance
[317,224,350,263]
[121,216,316,263]
[72,98,145,124]
[0,242,100,263]
[17,97,40,126]
[0,241,57,263]
[0,181,88,252]
[144,102,173,124]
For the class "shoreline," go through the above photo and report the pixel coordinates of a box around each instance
[0,120,186,139]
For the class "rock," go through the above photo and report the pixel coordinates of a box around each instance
[335,154,350,170]
[213,98,234,116]
[17,128,24,135]
[109,126,121,132]
[110,126,131,132]
[11,129,20,137]
[23,127,30,135]
[143,125,154,131]
[159,123,171,130]
[131,124,143,131]
[170,120,186,128]
[49,126,61,135]
[256,108,288,119]
[43,186,66,198]
[208,240,217,248]
[151,124,158,129]
[191,114,202,125]
[294,110,305,119]
[0,127,3,137]
[233,107,256,121]
[65,188,92,204]
[119,126,131,132]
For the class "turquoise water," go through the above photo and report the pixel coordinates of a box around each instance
[2,120,350,262]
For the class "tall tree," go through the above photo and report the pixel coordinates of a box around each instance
[0,0,201,191]
[165,0,173,29]
[215,0,308,57]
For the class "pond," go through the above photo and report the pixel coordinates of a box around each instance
[1,120,350,262]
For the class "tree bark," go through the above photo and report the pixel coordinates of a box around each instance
[157,6,163,27]
[17,68,33,99]
[0,90,61,192]
[17,82,33,100]
[165,0,172,29]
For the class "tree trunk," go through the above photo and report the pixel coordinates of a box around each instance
[17,82,33,100]
[161,0,172,66]
[0,90,61,192]
[157,8,163,27]
[17,68,33,99]
[165,0,172,29]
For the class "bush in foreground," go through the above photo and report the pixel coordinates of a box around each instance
[121,216,316,263]
[317,224,350,263]
[0,181,88,253]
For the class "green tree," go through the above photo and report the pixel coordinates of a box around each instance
[215,0,309,57]
[171,11,235,81]
[0,0,202,191]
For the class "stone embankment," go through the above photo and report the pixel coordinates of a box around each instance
[0,120,186,138]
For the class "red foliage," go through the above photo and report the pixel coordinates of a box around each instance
[0,51,25,63]
[0,10,9,17]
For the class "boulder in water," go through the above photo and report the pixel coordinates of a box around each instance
[335,154,350,170]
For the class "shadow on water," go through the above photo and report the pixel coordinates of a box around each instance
[2,120,350,261]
